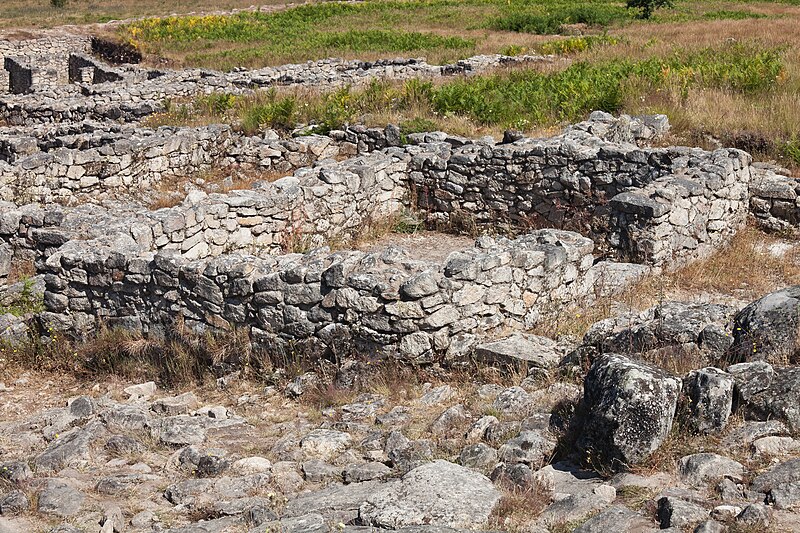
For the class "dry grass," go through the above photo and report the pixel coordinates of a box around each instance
[145,166,288,209]
[0,0,303,30]
[0,318,265,386]
[535,224,800,341]
[489,481,552,532]
[570,12,800,170]
[5,257,36,284]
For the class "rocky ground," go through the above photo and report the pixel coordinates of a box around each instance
[3,285,800,532]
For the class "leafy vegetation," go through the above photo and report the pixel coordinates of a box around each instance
[537,35,622,55]
[487,4,631,34]
[626,0,673,19]
[0,279,44,317]
[117,0,799,169]
[114,0,790,70]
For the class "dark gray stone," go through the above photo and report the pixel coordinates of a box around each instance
[750,458,800,493]
[37,480,84,517]
[683,367,734,434]
[0,490,29,515]
[574,505,655,532]
[657,496,708,529]
[578,354,681,471]
[728,286,800,363]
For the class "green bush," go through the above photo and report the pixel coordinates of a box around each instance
[50,0,68,7]
[198,92,237,115]
[626,0,673,20]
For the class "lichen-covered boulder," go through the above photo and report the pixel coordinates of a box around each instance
[728,286,800,363]
[577,354,682,471]
[358,460,501,528]
[580,302,736,357]
[684,367,735,434]
[730,363,800,433]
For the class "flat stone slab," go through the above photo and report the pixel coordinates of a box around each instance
[474,333,563,370]
[358,460,501,529]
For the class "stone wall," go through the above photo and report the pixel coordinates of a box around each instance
[0,142,408,283]
[68,54,124,85]
[0,115,758,272]
[3,57,33,94]
[0,123,407,204]
[407,115,751,266]
[0,50,791,360]
[0,35,91,92]
[38,228,605,361]
[749,166,800,232]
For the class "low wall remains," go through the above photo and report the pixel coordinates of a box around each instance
[39,228,606,362]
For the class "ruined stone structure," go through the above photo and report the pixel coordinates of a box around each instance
[1,34,799,362]
[3,30,800,533]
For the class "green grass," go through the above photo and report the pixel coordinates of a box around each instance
[122,2,482,68]
[430,43,782,127]
[486,3,631,35]
[0,278,44,317]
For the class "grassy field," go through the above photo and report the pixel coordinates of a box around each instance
[0,0,305,30]
[115,0,789,69]
[7,0,800,168]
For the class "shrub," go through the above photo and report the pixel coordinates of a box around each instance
[400,116,438,135]
[0,278,44,317]
[198,92,236,115]
[239,90,298,134]
[501,44,527,57]
[50,0,68,7]
[626,0,674,20]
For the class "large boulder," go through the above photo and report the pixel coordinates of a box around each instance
[750,458,800,494]
[683,367,734,434]
[283,481,383,523]
[578,302,736,359]
[730,363,800,433]
[677,453,744,488]
[574,505,656,532]
[358,460,501,528]
[577,354,682,471]
[728,286,800,363]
